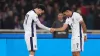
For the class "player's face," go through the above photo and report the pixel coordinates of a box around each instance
[38,9,44,15]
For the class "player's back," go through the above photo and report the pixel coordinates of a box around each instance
[23,10,37,34]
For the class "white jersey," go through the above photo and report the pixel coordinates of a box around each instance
[64,12,84,38]
[23,10,50,51]
[23,10,37,37]
[23,10,50,38]
[65,12,85,52]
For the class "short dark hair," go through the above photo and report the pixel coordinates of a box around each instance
[61,6,71,13]
[36,4,46,11]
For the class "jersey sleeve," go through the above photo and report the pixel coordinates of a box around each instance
[36,20,50,31]
[76,13,83,22]
[32,15,39,22]
[64,18,69,24]
[31,14,50,31]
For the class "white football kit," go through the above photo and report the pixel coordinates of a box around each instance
[23,10,50,51]
[64,12,84,52]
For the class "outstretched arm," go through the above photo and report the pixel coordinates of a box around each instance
[36,20,50,31]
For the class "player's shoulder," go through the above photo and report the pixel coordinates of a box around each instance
[73,12,81,16]
[27,10,37,17]
[65,17,70,21]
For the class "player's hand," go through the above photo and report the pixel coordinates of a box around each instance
[50,28,55,33]
[84,36,87,42]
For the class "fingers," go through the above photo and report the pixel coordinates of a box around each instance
[50,28,55,33]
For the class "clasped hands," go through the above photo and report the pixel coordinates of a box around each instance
[50,28,55,33]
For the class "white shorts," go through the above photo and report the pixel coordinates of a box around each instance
[25,34,37,51]
[71,37,84,52]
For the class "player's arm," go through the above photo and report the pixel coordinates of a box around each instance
[77,13,87,37]
[80,21,87,41]
[79,19,87,41]
[77,13,87,41]
[32,15,50,31]
[54,18,69,32]
[36,19,50,31]
[54,24,68,31]
[80,20,87,34]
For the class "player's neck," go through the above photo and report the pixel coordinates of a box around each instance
[34,9,39,15]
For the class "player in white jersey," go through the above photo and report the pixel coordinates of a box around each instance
[23,4,52,56]
[51,7,87,56]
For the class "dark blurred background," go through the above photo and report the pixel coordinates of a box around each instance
[0,0,100,30]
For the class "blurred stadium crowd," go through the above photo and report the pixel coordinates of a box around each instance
[0,0,100,30]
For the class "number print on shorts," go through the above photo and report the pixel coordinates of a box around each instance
[76,43,79,48]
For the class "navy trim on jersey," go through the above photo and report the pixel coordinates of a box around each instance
[31,20,34,37]
[30,37,34,51]
[33,9,36,14]
[79,24,82,51]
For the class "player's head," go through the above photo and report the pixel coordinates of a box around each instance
[34,4,46,15]
[61,6,72,17]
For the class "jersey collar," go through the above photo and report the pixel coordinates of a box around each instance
[33,9,36,14]
[67,12,73,18]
